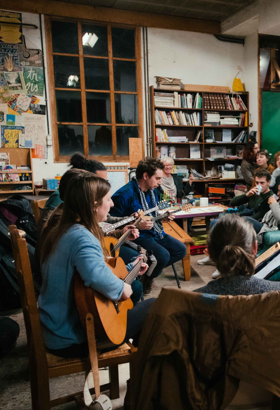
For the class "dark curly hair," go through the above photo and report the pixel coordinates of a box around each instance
[136,157,164,180]
[243,141,257,163]
[273,151,280,168]
[69,153,107,174]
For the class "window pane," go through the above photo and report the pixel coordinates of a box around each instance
[84,58,109,90]
[115,94,138,124]
[116,126,138,156]
[112,28,135,58]
[114,60,136,92]
[86,92,111,123]
[88,125,112,156]
[58,125,84,156]
[56,91,82,123]
[82,24,108,57]
[51,21,78,54]
[53,56,80,88]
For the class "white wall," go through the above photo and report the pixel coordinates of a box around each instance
[148,27,258,138]
[243,32,258,134]
[147,29,244,89]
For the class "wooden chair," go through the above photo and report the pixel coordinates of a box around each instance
[9,225,136,409]
[162,220,194,282]
[31,198,48,223]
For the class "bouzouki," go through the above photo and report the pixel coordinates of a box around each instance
[74,256,144,345]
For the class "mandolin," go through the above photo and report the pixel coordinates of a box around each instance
[99,200,171,234]
[74,256,144,345]
[104,215,143,257]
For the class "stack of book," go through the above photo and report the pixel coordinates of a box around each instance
[154,92,174,107]
[156,77,182,90]
[204,112,220,126]
[220,115,239,126]
[155,110,201,126]
[155,129,189,142]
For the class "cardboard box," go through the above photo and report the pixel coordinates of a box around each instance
[43,178,58,190]
[184,84,231,93]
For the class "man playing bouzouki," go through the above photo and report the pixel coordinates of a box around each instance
[111,158,186,294]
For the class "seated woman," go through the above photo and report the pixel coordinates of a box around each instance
[38,171,155,358]
[270,151,280,190]
[240,141,259,189]
[156,156,194,202]
[251,149,274,188]
[194,214,280,294]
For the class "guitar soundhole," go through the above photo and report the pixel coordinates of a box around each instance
[110,244,115,257]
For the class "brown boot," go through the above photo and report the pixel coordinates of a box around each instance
[142,276,154,295]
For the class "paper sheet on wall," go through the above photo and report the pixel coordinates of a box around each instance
[23,67,44,97]
[20,114,46,152]
[0,10,22,44]
[1,125,24,148]
[0,103,7,124]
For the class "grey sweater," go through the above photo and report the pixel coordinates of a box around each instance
[194,275,280,296]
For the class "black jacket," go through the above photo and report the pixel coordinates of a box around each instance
[156,174,194,200]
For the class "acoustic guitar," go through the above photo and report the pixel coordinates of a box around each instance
[74,256,144,345]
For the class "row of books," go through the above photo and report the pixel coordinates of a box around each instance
[203,94,247,110]
[157,145,202,159]
[154,92,202,109]
[155,110,201,126]
[232,130,247,142]
[155,128,202,143]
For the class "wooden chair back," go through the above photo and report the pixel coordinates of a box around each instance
[9,224,136,409]
[31,198,48,223]
[9,225,50,408]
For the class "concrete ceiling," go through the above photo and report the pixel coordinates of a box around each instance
[56,0,258,22]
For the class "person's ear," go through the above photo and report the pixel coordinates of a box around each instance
[252,240,258,256]
[143,172,149,180]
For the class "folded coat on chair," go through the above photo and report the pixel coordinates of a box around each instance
[131,288,280,410]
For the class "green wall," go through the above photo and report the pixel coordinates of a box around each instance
[262,91,280,157]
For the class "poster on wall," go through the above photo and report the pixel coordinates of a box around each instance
[0,43,21,71]
[1,125,24,148]
[19,43,43,67]
[4,72,26,92]
[0,11,22,44]
[23,67,44,96]
[19,114,46,155]
[0,102,7,124]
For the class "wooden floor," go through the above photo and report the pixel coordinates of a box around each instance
[0,256,215,410]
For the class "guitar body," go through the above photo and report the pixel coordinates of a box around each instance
[104,236,119,258]
[74,256,133,345]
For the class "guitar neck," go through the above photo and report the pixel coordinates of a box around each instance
[152,208,181,223]
[124,259,142,285]
[102,205,161,233]
[110,217,142,254]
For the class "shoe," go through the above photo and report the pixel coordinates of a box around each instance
[142,276,154,295]
[123,379,130,410]
[212,269,221,279]
[197,256,215,266]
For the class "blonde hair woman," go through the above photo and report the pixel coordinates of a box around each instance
[156,157,194,202]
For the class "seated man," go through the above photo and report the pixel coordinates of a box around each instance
[245,182,280,246]
[110,158,186,294]
[198,169,273,277]
[230,168,273,221]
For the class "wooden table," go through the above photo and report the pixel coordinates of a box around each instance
[162,220,194,281]
[174,205,228,233]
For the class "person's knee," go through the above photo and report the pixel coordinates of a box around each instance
[131,280,143,306]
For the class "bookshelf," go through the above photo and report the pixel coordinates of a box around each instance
[0,148,34,196]
[150,86,248,200]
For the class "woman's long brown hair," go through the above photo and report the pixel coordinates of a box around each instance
[40,172,111,265]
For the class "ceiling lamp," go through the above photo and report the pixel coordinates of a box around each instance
[82,32,98,48]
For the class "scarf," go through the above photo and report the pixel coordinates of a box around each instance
[135,178,164,239]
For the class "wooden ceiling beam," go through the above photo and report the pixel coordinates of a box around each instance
[2,0,221,34]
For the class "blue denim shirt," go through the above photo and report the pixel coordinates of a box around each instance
[111,178,165,238]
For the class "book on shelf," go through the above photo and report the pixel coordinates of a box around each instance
[205,129,215,142]
[190,145,201,159]
[222,129,232,142]
[168,136,188,142]
[210,146,227,159]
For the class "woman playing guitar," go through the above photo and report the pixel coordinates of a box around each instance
[38,171,155,358]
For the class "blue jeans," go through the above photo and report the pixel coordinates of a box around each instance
[134,233,186,278]
[244,217,263,234]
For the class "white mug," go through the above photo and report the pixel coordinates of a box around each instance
[200,197,209,206]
